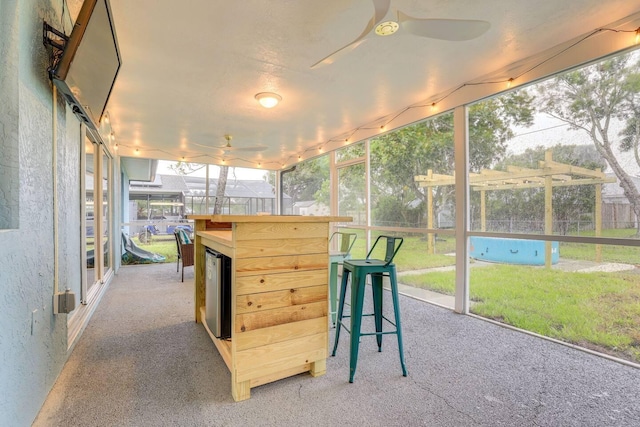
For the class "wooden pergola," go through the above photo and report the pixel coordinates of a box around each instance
[415,150,616,267]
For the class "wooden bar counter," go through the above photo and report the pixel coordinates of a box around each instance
[188,214,351,401]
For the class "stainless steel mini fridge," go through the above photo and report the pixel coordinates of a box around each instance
[205,248,231,339]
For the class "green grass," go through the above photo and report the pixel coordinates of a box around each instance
[560,242,640,265]
[337,228,457,270]
[130,235,178,263]
[560,228,640,264]
[402,264,640,363]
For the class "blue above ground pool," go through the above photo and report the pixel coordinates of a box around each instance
[470,237,559,265]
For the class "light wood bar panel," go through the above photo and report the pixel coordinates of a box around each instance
[188,214,350,401]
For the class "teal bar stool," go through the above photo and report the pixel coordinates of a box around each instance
[329,231,357,326]
[332,235,407,383]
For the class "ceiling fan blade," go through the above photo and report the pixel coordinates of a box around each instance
[398,11,490,41]
[311,38,368,69]
[230,146,268,152]
[192,137,267,153]
[311,0,391,69]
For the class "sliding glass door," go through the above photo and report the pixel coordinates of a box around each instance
[82,137,112,303]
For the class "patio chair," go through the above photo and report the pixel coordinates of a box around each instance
[174,229,194,282]
[332,235,407,383]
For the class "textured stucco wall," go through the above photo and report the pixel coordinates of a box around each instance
[0,0,20,229]
[0,1,83,425]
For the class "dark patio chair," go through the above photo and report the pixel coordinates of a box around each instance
[174,229,194,282]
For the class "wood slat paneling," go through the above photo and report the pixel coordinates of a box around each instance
[235,237,327,258]
[236,285,327,314]
[235,222,328,240]
[235,269,327,296]
[234,317,327,351]
[235,254,328,277]
[235,333,328,383]
[235,301,327,333]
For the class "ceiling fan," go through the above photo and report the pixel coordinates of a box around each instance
[193,134,268,153]
[311,0,491,68]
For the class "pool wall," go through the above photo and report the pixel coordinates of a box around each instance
[470,237,559,265]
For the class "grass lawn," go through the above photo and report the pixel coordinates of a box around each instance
[129,235,178,263]
[401,264,640,363]
[561,228,640,264]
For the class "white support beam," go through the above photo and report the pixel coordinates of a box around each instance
[454,106,469,314]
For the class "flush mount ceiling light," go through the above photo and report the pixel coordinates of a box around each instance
[255,92,282,108]
[375,20,399,36]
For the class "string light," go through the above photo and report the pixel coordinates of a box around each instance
[114,143,118,151]
[108,26,640,171]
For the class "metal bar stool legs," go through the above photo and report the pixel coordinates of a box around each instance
[329,260,339,326]
[331,268,350,357]
[332,261,407,383]
[388,268,407,377]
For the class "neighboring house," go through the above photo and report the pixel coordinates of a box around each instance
[293,200,330,216]
[129,174,190,221]
[601,173,640,229]
[130,175,291,219]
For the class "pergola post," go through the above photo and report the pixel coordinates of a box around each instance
[480,190,486,232]
[544,151,553,269]
[427,170,434,255]
[595,170,602,262]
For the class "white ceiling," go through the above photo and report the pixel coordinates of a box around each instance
[105,0,640,170]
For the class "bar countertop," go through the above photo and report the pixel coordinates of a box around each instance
[187,214,352,223]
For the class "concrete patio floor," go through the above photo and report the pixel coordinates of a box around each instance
[34,262,640,426]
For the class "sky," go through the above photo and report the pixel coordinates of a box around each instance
[156,160,270,180]
[508,114,640,176]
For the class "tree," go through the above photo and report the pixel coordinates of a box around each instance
[170,161,229,214]
[536,51,640,234]
[369,91,535,227]
[213,165,229,214]
[281,156,329,206]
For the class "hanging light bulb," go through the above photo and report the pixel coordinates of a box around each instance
[507,78,514,88]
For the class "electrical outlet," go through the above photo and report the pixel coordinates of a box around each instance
[54,289,76,314]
